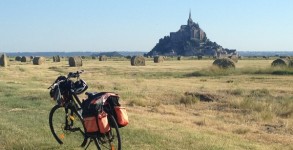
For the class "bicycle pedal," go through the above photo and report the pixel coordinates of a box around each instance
[70,127,80,132]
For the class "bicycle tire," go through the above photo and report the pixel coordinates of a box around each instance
[96,114,121,150]
[49,105,85,146]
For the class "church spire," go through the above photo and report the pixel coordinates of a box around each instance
[189,10,191,19]
[187,10,193,26]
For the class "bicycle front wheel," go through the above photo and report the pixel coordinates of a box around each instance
[49,105,85,147]
[97,114,121,150]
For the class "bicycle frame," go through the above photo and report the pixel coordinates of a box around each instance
[49,70,121,149]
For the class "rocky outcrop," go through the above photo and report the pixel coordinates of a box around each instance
[148,12,236,57]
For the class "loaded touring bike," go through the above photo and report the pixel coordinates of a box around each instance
[48,70,128,150]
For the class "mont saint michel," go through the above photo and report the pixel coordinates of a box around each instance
[148,12,236,57]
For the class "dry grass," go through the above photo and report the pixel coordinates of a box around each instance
[0,58,293,149]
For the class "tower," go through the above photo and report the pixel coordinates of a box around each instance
[187,10,193,26]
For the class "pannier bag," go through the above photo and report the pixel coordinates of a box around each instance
[84,116,98,133]
[82,94,110,134]
[114,106,129,127]
[83,111,110,134]
[98,111,110,133]
[107,95,129,128]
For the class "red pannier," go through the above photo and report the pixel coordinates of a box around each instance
[83,111,110,134]
[114,106,129,127]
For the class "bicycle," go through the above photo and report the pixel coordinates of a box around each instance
[48,70,122,150]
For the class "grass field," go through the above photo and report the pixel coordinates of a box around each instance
[0,57,292,150]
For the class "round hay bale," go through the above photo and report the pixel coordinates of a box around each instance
[213,58,235,69]
[154,56,164,63]
[30,56,34,60]
[21,56,31,62]
[177,56,182,61]
[131,56,145,66]
[271,58,290,67]
[15,56,22,61]
[33,56,46,65]
[198,55,203,60]
[53,55,61,62]
[228,55,238,63]
[99,55,107,61]
[68,56,82,67]
[0,53,8,67]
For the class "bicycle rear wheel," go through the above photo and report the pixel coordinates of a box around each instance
[96,114,121,150]
[49,105,85,147]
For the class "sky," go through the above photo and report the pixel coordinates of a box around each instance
[0,0,293,52]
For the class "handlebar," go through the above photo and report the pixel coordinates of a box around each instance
[48,70,84,89]
[67,70,84,78]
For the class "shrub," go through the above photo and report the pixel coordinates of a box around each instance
[249,89,270,98]
[230,88,244,96]
[180,95,199,106]
[232,128,250,134]
[213,58,235,69]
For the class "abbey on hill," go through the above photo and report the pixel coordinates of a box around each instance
[147,12,236,57]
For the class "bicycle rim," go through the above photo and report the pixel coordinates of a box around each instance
[49,105,85,147]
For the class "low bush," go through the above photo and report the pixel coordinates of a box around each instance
[180,95,199,106]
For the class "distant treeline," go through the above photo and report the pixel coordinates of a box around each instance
[238,51,293,57]
[5,51,146,57]
[4,51,293,57]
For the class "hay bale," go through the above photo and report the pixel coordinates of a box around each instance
[177,56,182,61]
[68,56,82,67]
[15,56,22,61]
[30,56,34,60]
[154,56,164,63]
[213,58,235,69]
[0,53,8,67]
[271,58,290,67]
[99,55,107,61]
[228,55,238,63]
[53,55,61,62]
[21,56,31,62]
[33,56,46,65]
[198,55,203,60]
[131,56,145,66]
